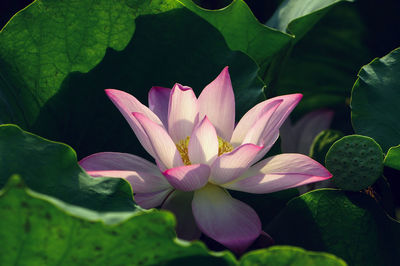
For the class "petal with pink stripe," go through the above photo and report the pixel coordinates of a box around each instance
[188,116,219,165]
[231,94,302,147]
[163,164,210,191]
[79,152,170,193]
[79,152,159,174]
[133,112,183,170]
[198,67,235,140]
[210,143,263,185]
[106,89,163,126]
[106,89,164,157]
[231,99,282,147]
[168,84,199,142]
[241,100,282,146]
[257,94,303,148]
[223,153,332,193]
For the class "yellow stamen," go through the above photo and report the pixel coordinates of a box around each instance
[176,136,191,165]
[175,136,234,165]
[217,136,233,156]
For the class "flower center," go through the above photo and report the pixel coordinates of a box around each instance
[176,136,233,165]
[176,137,191,165]
[217,136,234,156]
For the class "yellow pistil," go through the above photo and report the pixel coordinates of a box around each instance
[175,136,234,165]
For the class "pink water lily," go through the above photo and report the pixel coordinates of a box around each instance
[79,67,332,253]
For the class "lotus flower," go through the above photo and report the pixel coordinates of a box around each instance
[79,67,331,253]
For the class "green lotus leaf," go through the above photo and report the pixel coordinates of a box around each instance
[0,175,236,265]
[179,0,291,70]
[267,0,354,40]
[351,47,400,152]
[384,145,400,171]
[240,246,347,266]
[267,189,400,266]
[0,124,137,217]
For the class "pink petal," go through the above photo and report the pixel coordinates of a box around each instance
[133,112,183,169]
[162,190,201,240]
[242,100,283,146]
[192,184,261,254]
[258,94,303,148]
[79,152,172,198]
[106,89,163,126]
[163,164,210,191]
[85,170,170,193]
[168,84,199,142]
[148,86,171,129]
[134,188,173,209]
[188,116,219,165]
[292,109,334,154]
[106,89,163,157]
[210,144,263,185]
[198,67,235,140]
[223,154,332,193]
[230,99,282,147]
[249,131,280,165]
[79,152,159,174]
[231,94,302,147]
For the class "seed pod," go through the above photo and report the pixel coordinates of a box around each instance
[325,135,384,191]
